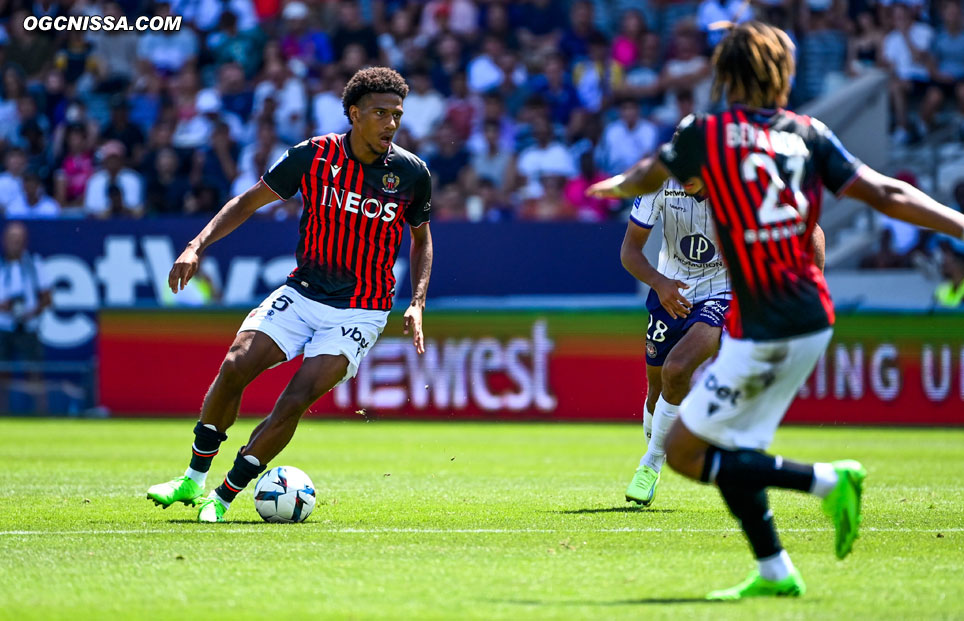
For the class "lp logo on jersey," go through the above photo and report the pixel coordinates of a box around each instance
[680,234,716,264]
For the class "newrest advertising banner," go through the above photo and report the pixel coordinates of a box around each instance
[99,310,964,425]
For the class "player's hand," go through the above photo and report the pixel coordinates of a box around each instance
[585,175,632,199]
[403,302,425,355]
[653,275,692,319]
[168,245,200,294]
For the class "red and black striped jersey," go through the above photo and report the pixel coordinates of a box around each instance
[261,132,432,311]
[658,106,862,340]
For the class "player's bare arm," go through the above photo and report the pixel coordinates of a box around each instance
[812,224,826,273]
[620,221,691,319]
[843,166,964,240]
[168,182,280,293]
[586,154,673,199]
[404,222,433,355]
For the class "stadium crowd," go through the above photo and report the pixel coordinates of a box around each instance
[0,0,961,224]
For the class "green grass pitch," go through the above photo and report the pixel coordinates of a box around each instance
[1,419,962,620]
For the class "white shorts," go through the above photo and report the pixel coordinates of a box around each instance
[238,285,389,385]
[679,328,833,451]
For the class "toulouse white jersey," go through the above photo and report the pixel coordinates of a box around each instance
[631,179,731,303]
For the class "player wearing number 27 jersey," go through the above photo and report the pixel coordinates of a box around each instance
[588,22,964,601]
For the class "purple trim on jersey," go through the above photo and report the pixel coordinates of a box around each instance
[629,215,654,229]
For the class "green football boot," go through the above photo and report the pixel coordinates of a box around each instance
[822,459,867,559]
[197,492,229,523]
[706,569,806,600]
[625,465,660,506]
[146,475,203,508]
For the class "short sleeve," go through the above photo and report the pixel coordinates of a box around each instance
[32,255,51,291]
[405,165,432,227]
[261,139,315,200]
[658,114,706,183]
[630,187,664,229]
[811,118,863,196]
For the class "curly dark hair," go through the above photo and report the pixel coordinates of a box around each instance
[342,67,410,124]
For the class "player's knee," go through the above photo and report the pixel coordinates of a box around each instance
[273,393,312,421]
[661,358,692,395]
[217,354,255,390]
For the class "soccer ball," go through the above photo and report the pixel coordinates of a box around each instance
[253,465,316,523]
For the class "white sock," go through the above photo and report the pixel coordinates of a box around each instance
[811,462,838,498]
[243,454,261,467]
[184,467,207,487]
[202,423,217,431]
[643,408,654,441]
[640,396,679,472]
[758,549,794,582]
[214,491,231,509]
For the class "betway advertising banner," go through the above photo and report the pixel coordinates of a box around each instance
[20,218,629,360]
[100,310,964,424]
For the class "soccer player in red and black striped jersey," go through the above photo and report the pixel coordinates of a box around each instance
[146,67,434,523]
[589,22,964,600]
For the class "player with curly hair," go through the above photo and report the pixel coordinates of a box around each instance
[146,67,434,523]
[589,22,964,599]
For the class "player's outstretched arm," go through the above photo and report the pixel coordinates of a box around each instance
[620,220,691,319]
[843,167,964,240]
[586,155,672,199]
[404,222,433,355]
[168,182,280,293]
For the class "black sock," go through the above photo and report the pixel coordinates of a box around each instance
[717,481,783,559]
[189,421,228,473]
[215,449,266,503]
[701,447,815,492]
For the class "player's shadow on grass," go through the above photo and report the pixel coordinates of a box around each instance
[491,598,729,606]
[552,507,676,515]
[166,519,269,525]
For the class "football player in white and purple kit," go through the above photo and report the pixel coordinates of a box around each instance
[621,178,731,507]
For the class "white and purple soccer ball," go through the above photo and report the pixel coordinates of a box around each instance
[254,466,316,523]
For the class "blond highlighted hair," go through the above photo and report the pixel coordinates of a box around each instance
[711,21,796,109]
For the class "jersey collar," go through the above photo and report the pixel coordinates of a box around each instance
[343,131,393,168]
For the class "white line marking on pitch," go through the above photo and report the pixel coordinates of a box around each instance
[0,527,961,536]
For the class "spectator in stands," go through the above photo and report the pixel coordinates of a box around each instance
[84,141,143,219]
[0,221,51,365]
[847,11,885,75]
[934,243,964,308]
[419,0,479,40]
[428,123,471,189]
[470,119,514,190]
[442,72,480,141]
[210,9,264,79]
[519,174,577,221]
[564,150,620,221]
[102,97,146,169]
[0,66,28,147]
[213,63,254,137]
[859,228,913,269]
[559,1,602,62]
[89,1,139,90]
[512,0,568,54]
[573,32,625,112]
[920,0,964,131]
[468,35,508,94]
[882,2,934,144]
[796,0,848,103]
[598,97,659,175]
[429,33,466,97]
[19,119,51,183]
[278,2,332,77]
[5,9,56,80]
[403,68,446,145]
[478,3,519,52]
[238,121,286,182]
[145,148,192,216]
[136,1,199,74]
[191,121,238,210]
[312,72,350,136]
[611,9,647,69]
[0,147,27,216]
[331,1,379,61]
[532,54,582,126]
[253,61,308,145]
[654,20,711,125]
[6,171,60,219]
[516,116,577,198]
[53,124,94,210]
